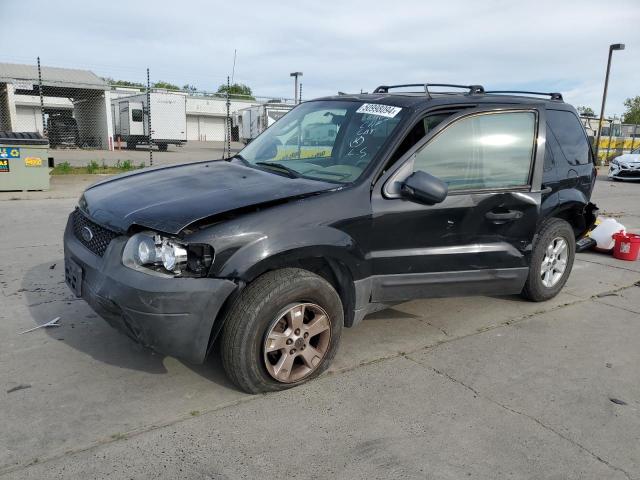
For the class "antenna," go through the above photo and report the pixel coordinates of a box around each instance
[231,49,237,84]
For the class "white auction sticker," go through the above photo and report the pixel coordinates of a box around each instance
[356,103,402,118]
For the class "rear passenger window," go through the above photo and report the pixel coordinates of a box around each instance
[547,110,591,165]
[131,109,143,122]
[413,111,536,191]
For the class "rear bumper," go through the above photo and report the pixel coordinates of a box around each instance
[63,216,237,364]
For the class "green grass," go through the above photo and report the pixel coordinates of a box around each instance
[51,160,146,175]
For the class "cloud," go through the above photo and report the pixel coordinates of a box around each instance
[1,0,638,115]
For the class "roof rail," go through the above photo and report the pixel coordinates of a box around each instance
[373,83,485,97]
[484,90,564,101]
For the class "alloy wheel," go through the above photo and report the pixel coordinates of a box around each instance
[541,236,569,288]
[263,303,331,383]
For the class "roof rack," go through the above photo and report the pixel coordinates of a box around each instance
[484,90,564,101]
[373,83,485,97]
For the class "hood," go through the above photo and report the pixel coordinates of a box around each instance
[614,154,640,164]
[81,160,337,234]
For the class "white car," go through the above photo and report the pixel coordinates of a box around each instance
[609,147,640,181]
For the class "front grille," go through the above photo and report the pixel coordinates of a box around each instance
[71,209,118,257]
[618,169,640,178]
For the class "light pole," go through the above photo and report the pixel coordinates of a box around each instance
[290,72,303,104]
[595,43,625,164]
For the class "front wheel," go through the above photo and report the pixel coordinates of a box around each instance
[221,268,343,393]
[521,218,575,302]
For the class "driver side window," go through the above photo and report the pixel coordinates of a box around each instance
[414,111,536,191]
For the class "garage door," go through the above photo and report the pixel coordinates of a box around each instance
[15,106,42,133]
[186,115,226,142]
[186,116,199,141]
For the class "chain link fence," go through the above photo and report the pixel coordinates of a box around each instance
[0,58,295,170]
[580,116,640,165]
[6,59,637,171]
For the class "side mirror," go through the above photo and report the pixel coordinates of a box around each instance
[400,170,448,205]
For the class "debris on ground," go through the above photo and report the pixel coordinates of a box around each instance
[587,217,640,262]
[590,218,625,251]
[609,398,628,406]
[7,384,31,394]
[49,264,56,270]
[18,317,61,335]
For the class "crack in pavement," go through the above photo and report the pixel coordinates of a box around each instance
[2,280,639,477]
[404,355,634,480]
[576,257,640,274]
[593,298,640,316]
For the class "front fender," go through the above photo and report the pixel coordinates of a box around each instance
[216,226,368,282]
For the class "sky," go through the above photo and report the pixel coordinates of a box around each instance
[1,0,639,117]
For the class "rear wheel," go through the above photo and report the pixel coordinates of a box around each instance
[157,143,168,152]
[221,268,343,393]
[522,218,575,302]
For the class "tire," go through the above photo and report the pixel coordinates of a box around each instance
[521,218,575,302]
[221,268,343,393]
[157,143,168,152]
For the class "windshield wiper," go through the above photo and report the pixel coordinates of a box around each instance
[255,161,301,178]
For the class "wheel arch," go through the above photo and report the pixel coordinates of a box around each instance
[243,249,359,328]
[544,200,598,238]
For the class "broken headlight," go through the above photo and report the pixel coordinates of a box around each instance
[122,232,214,277]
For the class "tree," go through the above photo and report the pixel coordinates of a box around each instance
[103,77,144,89]
[577,106,595,117]
[182,84,198,93]
[216,83,255,100]
[153,81,180,91]
[623,96,640,124]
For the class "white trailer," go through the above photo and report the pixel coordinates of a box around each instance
[112,91,187,151]
[235,103,293,144]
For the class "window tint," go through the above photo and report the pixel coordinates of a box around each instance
[387,113,452,167]
[543,126,556,172]
[547,110,591,165]
[131,109,143,122]
[413,111,536,191]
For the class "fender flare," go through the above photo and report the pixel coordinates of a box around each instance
[217,226,368,283]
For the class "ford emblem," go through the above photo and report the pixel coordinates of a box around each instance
[81,226,94,242]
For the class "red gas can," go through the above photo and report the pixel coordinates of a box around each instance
[612,232,640,261]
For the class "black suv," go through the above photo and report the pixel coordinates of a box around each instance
[63,84,597,393]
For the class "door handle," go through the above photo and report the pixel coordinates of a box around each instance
[485,210,523,223]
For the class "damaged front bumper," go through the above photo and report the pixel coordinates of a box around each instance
[63,217,237,364]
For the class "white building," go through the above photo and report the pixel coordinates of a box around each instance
[0,62,113,149]
[0,62,279,148]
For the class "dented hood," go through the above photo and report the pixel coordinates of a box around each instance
[81,160,336,234]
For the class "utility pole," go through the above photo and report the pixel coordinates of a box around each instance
[290,72,303,104]
[595,43,625,164]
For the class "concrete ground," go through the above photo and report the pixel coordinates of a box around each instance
[49,141,242,168]
[1,173,640,479]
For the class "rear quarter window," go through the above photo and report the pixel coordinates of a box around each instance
[547,110,592,165]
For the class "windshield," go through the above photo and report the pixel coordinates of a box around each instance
[238,100,406,183]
